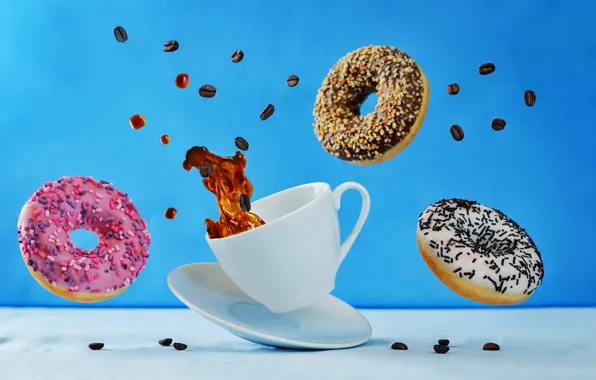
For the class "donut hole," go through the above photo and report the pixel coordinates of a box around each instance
[357,90,379,116]
[352,88,378,116]
[69,229,99,250]
[458,224,516,255]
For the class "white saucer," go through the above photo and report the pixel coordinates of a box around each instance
[167,263,372,350]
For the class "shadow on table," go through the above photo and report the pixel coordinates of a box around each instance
[112,339,396,354]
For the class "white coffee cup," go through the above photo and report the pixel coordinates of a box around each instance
[206,182,370,314]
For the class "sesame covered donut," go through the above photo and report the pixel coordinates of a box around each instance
[416,199,544,305]
[313,45,429,164]
[17,176,151,303]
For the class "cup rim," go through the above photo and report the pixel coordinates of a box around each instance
[205,182,331,243]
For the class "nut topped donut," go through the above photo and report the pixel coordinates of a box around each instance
[17,176,151,303]
[313,45,430,164]
[416,198,544,305]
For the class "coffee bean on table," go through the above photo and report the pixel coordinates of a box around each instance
[479,63,496,75]
[438,339,450,347]
[199,162,212,178]
[260,104,275,120]
[287,75,300,87]
[390,342,408,350]
[199,85,216,98]
[483,342,500,351]
[173,342,188,351]
[491,118,506,131]
[234,137,249,151]
[163,40,179,52]
[447,83,459,95]
[158,338,173,346]
[450,125,464,141]
[239,194,251,212]
[88,342,104,350]
[524,90,536,107]
[433,344,449,354]
[113,26,128,43]
[231,50,244,63]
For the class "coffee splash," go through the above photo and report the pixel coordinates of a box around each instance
[183,146,266,239]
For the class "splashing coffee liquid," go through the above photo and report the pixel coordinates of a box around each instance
[183,146,266,239]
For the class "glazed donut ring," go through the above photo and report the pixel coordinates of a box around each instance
[313,45,430,165]
[17,176,151,303]
[416,198,544,305]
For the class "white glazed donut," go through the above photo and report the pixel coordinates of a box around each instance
[416,198,544,305]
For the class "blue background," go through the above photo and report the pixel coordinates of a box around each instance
[1,0,594,308]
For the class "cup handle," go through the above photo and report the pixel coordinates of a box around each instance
[331,182,370,265]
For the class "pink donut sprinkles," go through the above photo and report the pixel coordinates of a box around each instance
[17,176,151,302]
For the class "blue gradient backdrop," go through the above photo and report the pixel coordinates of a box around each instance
[1,0,594,308]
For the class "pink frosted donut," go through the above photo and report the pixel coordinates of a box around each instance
[17,176,151,302]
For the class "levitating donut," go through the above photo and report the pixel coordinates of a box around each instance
[313,45,430,165]
[416,198,544,305]
[17,176,151,302]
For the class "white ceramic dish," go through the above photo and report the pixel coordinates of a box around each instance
[167,263,372,350]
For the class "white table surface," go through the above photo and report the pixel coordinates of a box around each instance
[0,307,594,380]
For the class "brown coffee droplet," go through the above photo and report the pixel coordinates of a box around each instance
[175,73,189,89]
[479,63,496,75]
[158,338,173,346]
[447,83,460,95]
[161,134,171,145]
[260,104,275,120]
[199,85,216,98]
[287,75,300,87]
[231,50,244,63]
[390,342,408,350]
[234,137,249,151]
[438,339,450,347]
[163,40,179,52]
[433,344,449,354]
[88,342,104,350]
[173,342,187,351]
[483,342,500,351]
[450,125,464,141]
[524,90,536,107]
[199,161,212,178]
[129,114,146,130]
[113,26,128,43]
[165,207,177,219]
[239,193,251,212]
[491,118,506,131]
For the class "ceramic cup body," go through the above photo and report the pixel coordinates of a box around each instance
[206,182,370,314]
